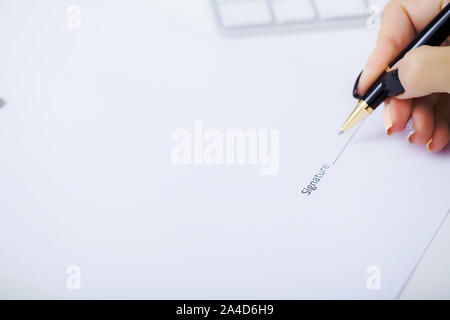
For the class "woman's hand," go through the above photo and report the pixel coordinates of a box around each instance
[355,0,450,152]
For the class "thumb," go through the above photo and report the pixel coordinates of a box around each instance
[396,45,450,99]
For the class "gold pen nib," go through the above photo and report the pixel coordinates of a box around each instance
[339,99,373,134]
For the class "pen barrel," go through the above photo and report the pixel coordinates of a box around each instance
[361,73,390,110]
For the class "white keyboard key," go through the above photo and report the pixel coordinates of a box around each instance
[315,0,367,19]
[367,0,389,9]
[218,0,273,28]
[272,0,316,23]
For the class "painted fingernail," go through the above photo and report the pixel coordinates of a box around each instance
[383,69,405,97]
[352,70,363,99]
[426,138,433,152]
[384,100,393,135]
[387,127,393,136]
[385,119,393,135]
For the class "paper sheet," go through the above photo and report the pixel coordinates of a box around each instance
[0,0,448,299]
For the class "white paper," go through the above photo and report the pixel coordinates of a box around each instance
[0,0,448,299]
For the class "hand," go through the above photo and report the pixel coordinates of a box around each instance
[355,0,450,152]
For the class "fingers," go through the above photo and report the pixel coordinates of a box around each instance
[396,46,450,99]
[408,95,437,145]
[384,94,450,152]
[390,98,413,133]
[356,0,446,96]
[358,1,416,95]
[428,115,449,152]
[383,98,412,134]
[383,100,394,135]
[428,98,450,152]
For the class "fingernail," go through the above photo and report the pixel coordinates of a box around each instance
[352,71,363,99]
[407,128,416,144]
[383,69,405,97]
[387,127,393,136]
[426,138,433,152]
[384,116,393,135]
[384,100,393,135]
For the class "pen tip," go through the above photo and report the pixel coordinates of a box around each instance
[338,130,344,135]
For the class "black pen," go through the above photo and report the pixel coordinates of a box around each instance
[340,2,450,134]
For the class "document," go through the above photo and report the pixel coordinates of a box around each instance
[0,0,448,299]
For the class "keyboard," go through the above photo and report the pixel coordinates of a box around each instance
[211,0,389,34]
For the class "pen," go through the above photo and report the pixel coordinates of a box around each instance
[339,2,450,134]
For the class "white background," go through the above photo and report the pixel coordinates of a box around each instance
[0,0,449,299]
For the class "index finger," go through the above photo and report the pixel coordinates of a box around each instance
[356,0,449,96]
